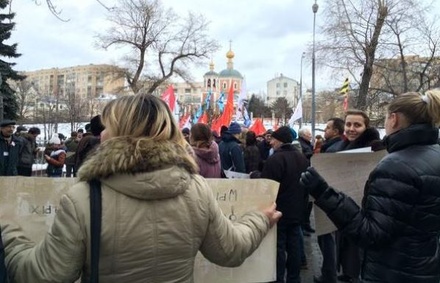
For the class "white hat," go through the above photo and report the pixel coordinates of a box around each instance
[49,135,61,145]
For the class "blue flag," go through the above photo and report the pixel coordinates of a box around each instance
[216,91,225,113]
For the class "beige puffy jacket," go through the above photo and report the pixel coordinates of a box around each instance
[2,137,270,283]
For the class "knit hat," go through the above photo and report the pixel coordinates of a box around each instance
[290,128,297,140]
[228,122,242,135]
[49,135,61,145]
[16,125,27,133]
[90,115,105,136]
[272,126,294,144]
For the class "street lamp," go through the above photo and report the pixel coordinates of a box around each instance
[299,52,305,128]
[311,0,319,139]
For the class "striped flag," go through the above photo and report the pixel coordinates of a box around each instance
[340,78,350,111]
[340,78,350,94]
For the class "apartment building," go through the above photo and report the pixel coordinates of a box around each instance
[22,64,125,99]
[266,74,299,107]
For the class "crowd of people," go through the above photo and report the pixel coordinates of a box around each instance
[0,115,105,178]
[0,89,439,283]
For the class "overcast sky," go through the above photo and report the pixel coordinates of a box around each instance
[11,0,330,93]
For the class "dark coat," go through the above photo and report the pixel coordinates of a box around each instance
[261,143,309,224]
[244,145,260,173]
[0,134,22,176]
[257,140,271,161]
[17,133,37,167]
[298,137,313,159]
[75,135,100,171]
[320,136,343,153]
[218,132,246,173]
[64,137,79,166]
[314,124,440,283]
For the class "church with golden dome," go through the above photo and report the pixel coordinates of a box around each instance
[201,43,244,114]
[152,43,245,118]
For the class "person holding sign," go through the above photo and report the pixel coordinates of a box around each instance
[1,94,282,283]
[300,90,440,283]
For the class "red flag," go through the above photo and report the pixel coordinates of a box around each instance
[160,85,176,112]
[218,84,234,127]
[198,112,208,124]
[249,119,267,136]
[179,113,190,129]
[210,116,222,133]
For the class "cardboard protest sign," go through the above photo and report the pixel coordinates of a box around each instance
[0,177,278,283]
[311,151,387,235]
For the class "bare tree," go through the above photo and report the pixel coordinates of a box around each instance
[371,2,440,96]
[13,80,35,122]
[317,0,390,110]
[96,0,219,94]
[317,0,440,111]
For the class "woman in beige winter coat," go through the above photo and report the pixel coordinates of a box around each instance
[1,94,281,283]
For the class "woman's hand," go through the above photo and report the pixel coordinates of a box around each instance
[262,202,282,228]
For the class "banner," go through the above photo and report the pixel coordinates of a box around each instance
[0,177,279,283]
[311,151,387,235]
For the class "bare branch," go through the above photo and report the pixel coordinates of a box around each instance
[96,0,219,94]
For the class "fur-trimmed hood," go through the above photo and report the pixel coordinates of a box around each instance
[77,137,199,200]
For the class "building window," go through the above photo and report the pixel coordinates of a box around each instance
[284,82,288,88]
[184,88,191,94]
[234,83,237,90]
[276,91,280,95]
[276,83,280,88]
[223,83,227,89]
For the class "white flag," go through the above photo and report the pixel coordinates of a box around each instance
[289,98,303,125]
[236,79,247,120]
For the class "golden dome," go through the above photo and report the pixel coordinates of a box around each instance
[226,49,235,59]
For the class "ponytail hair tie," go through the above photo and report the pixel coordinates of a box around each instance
[421,94,430,104]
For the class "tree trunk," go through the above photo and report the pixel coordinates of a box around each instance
[355,2,388,110]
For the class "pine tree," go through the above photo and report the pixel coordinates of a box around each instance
[0,0,24,120]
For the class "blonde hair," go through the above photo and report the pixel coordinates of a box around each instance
[388,89,440,127]
[101,94,187,147]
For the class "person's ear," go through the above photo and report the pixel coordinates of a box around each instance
[389,112,401,129]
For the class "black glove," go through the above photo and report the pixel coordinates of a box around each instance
[300,167,329,199]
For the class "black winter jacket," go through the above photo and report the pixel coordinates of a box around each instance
[0,134,22,176]
[261,143,309,224]
[315,124,440,283]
